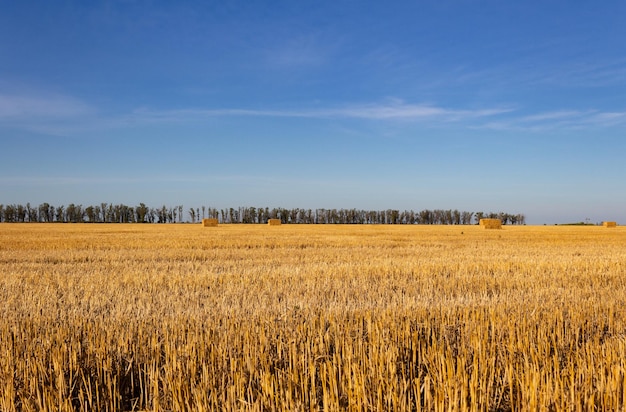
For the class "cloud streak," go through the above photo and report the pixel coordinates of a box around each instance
[2,90,625,137]
[0,93,94,119]
[475,109,626,132]
[0,90,510,129]
[0,92,99,136]
[130,101,512,123]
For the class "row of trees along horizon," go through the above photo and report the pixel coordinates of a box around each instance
[0,203,527,225]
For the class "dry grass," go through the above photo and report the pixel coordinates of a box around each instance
[479,218,502,229]
[1,223,626,411]
[202,218,219,227]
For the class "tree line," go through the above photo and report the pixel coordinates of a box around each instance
[0,202,526,225]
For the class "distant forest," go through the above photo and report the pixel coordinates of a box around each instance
[0,203,526,225]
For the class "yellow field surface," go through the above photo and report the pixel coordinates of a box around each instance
[1,223,626,411]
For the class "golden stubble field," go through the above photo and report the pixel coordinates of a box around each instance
[1,223,626,411]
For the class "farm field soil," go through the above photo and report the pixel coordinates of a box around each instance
[1,223,626,411]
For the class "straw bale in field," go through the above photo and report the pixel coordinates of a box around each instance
[202,218,219,227]
[603,221,617,228]
[480,218,502,229]
[268,219,281,226]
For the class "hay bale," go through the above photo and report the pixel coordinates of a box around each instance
[603,221,617,228]
[267,219,281,226]
[202,218,218,227]
[480,218,502,229]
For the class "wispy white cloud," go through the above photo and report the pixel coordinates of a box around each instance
[429,55,626,94]
[0,92,98,136]
[475,109,626,132]
[532,110,626,129]
[520,110,592,122]
[129,101,624,130]
[3,91,512,135]
[326,103,511,120]
[2,89,625,138]
[529,59,626,88]
[129,100,512,123]
[588,111,626,126]
[0,93,94,119]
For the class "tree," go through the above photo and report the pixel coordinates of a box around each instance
[16,204,27,222]
[136,203,149,223]
[85,206,97,222]
[55,206,65,222]
[38,203,52,222]
[497,212,508,225]
[3,205,15,222]
[248,207,257,224]
[100,203,108,222]
[0,203,525,226]
[26,203,37,222]
[107,204,115,223]
[147,208,156,223]
[474,212,484,224]
[157,206,167,223]
[452,209,461,225]
[65,203,84,223]
[461,211,473,225]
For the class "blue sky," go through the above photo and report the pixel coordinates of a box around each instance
[1,1,625,224]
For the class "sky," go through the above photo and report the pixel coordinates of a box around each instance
[1,1,625,224]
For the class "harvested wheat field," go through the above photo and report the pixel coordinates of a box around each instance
[1,223,626,411]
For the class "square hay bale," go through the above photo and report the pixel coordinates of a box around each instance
[603,221,617,228]
[479,218,502,229]
[267,219,282,226]
[202,218,219,227]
